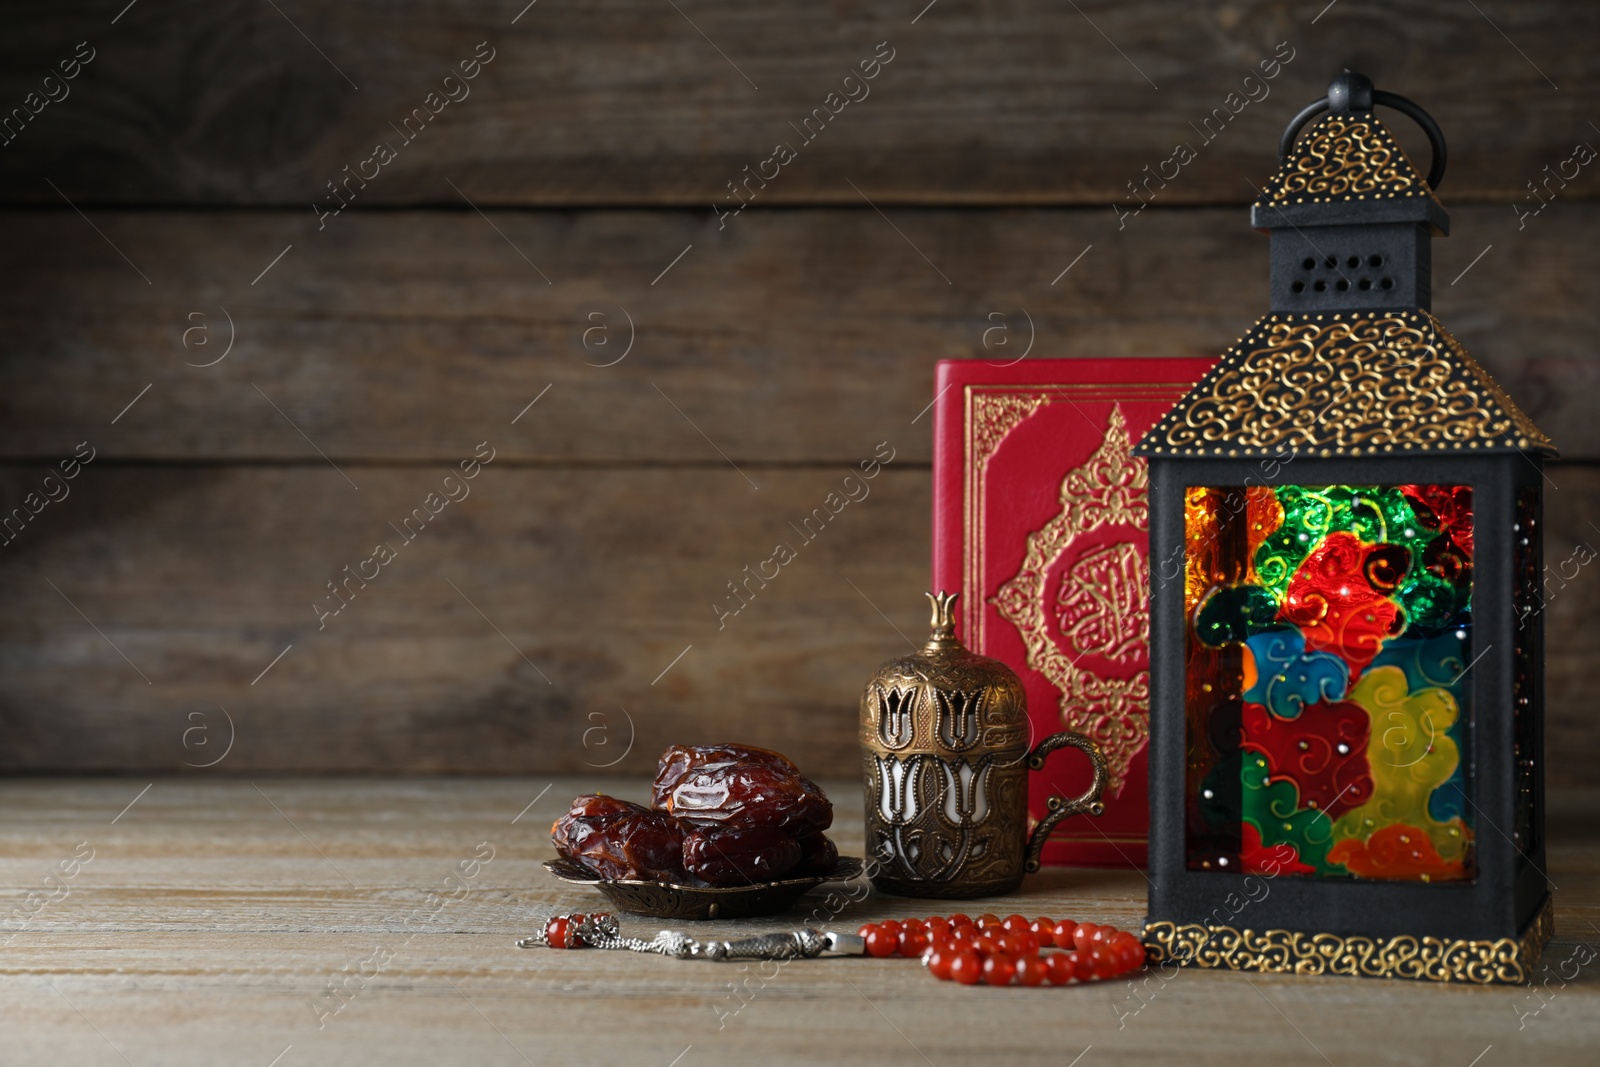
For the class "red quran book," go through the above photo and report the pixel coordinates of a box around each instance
[932,358,1215,868]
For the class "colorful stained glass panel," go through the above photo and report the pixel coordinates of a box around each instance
[1184,484,1475,883]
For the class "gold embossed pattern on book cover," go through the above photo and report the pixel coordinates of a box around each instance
[993,406,1150,797]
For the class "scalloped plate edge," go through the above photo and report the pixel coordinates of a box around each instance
[542,855,865,893]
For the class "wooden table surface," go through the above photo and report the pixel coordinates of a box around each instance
[2,777,1596,1067]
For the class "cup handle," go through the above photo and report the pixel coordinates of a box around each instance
[1022,731,1109,874]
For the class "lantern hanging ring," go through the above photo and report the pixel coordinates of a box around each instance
[1278,70,1448,191]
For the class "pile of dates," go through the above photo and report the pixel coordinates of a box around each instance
[551,743,837,887]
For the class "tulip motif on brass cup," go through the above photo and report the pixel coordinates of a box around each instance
[867,747,1017,888]
[875,686,917,751]
[936,689,984,751]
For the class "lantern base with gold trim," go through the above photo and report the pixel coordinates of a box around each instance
[1141,894,1553,985]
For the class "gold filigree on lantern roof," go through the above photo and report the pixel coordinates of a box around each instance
[1132,310,1557,459]
[1255,111,1442,208]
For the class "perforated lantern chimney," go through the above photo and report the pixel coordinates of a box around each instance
[1133,72,1555,983]
[1259,71,1449,314]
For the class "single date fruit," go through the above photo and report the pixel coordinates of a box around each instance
[551,795,689,883]
[682,824,803,886]
[652,743,833,835]
[550,794,639,855]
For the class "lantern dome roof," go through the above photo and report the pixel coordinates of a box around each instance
[1254,113,1444,214]
[1131,309,1557,459]
[1250,73,1450,234]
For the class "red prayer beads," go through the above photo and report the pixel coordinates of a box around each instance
[857,915,1146,987]
[544,912,611,948]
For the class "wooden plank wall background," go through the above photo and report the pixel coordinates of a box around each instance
[1,1,1596,781]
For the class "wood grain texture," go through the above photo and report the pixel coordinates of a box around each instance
[0,464,931,776]
[1,1,1597,205]
[3,204,1596,462]
[0,777,1596,1067]
[2,462,1597,782]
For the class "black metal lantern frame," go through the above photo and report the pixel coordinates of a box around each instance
[1133,73,1554,984]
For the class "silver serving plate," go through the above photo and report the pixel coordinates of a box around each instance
[542,856,865,920]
